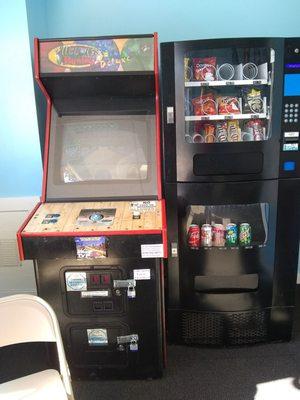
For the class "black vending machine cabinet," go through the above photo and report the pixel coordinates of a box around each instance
[17,34,167,378]
[161,37,300,345]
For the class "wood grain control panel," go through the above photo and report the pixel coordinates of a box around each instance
[23,201,163,234]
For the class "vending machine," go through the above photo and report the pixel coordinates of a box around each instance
[17,34,167,379]
[161,38,300,345]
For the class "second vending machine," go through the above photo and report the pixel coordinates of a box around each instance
[161,38,300,346]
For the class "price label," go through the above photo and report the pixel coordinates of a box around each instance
[251,114,260,119]
[200,82,209,87]
[141,244,164,258]
[226,81,234,86]
[253,80,262,85]
[200,116,210,121]
[224,115,233,120]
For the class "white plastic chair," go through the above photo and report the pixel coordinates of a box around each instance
[0,294,74,400]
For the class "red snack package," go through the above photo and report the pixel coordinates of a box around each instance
[192,93,217,116]
[217,96,241,114]
[193,57,216,81]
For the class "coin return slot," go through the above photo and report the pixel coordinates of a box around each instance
[93,301,103,312]
[103,301,113,311]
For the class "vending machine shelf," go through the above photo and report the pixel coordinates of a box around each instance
[185,79,270,88]
[185,113,269,122]
[188,244,266,252]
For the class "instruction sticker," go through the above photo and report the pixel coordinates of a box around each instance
[133,269,151,280]
[141,244,164,258]
[65,272,87,291]
[131,201,157,212]
[87,329,108,346]
[81,290,109,298]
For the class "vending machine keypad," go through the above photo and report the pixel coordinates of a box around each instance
[283,103,299,123]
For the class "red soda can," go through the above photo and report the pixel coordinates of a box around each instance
[201,224,212,247]
[188,224,200,250]
[212,224,225,247]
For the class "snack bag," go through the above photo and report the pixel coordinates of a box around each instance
[184,57,193,81]
[192,92,217,116]
[217,96,241,114]
[227,121,241,142]
[243,88,264,113]
[203,124,216,143]
[245,119,265,140]
[216,122,228,142]
[193,57,216,81]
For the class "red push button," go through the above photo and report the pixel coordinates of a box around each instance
[90,274,100,286]
[101,274,111,284]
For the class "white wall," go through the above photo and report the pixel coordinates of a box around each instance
[0,197,38,297]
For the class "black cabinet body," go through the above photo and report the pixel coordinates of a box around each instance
[161,37,300,345]
[34,256,164,379]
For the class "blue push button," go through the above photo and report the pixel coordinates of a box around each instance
[283,161,296,171]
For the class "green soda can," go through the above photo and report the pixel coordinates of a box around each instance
[225,223,238,246]
[239,223,252,246]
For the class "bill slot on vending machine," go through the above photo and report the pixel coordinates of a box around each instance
[17,34,167,379]
[161,38,300,346]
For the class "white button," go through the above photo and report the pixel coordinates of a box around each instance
[294,113,298,117]
[295,104,299,108]
[290,104,294,107]
[289,119,293,122]
[285,114,289,118]
[294,119,298,122]
[284,119,288,122]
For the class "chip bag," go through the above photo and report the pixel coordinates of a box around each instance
[192,93,217,116]
[193,57,216,81]
[217,96,241,114]
[243,88,264,114]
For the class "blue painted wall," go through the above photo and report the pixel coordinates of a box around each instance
[4,0,300,198]
[26,0,48,155]
[0,0,42,197]
[45,0,300,41]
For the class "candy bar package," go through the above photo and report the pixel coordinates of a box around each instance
[193,57,216,81]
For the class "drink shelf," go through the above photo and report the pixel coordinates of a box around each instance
[188,243,266,251]
[185,112,269,122]
[185,79,270,88]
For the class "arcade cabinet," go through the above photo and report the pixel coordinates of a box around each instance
[17,34,167,379]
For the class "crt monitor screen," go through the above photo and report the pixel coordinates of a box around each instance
[46,110,158,200]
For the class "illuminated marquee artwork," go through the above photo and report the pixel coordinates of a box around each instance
[40,37,154,73]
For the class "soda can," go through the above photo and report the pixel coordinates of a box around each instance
[239,223,252,246]
[225,223,238,246]
[212,224,225,247]
[188,224,200,250]
[201,224,212,247]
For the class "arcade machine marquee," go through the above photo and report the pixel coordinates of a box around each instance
[17,34,166,379]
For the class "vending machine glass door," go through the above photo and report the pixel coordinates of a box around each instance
[171,38,284,182]
[166,179,278,313]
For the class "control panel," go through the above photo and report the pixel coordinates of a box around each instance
[64,268,127,316]
[280,38,300,177]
